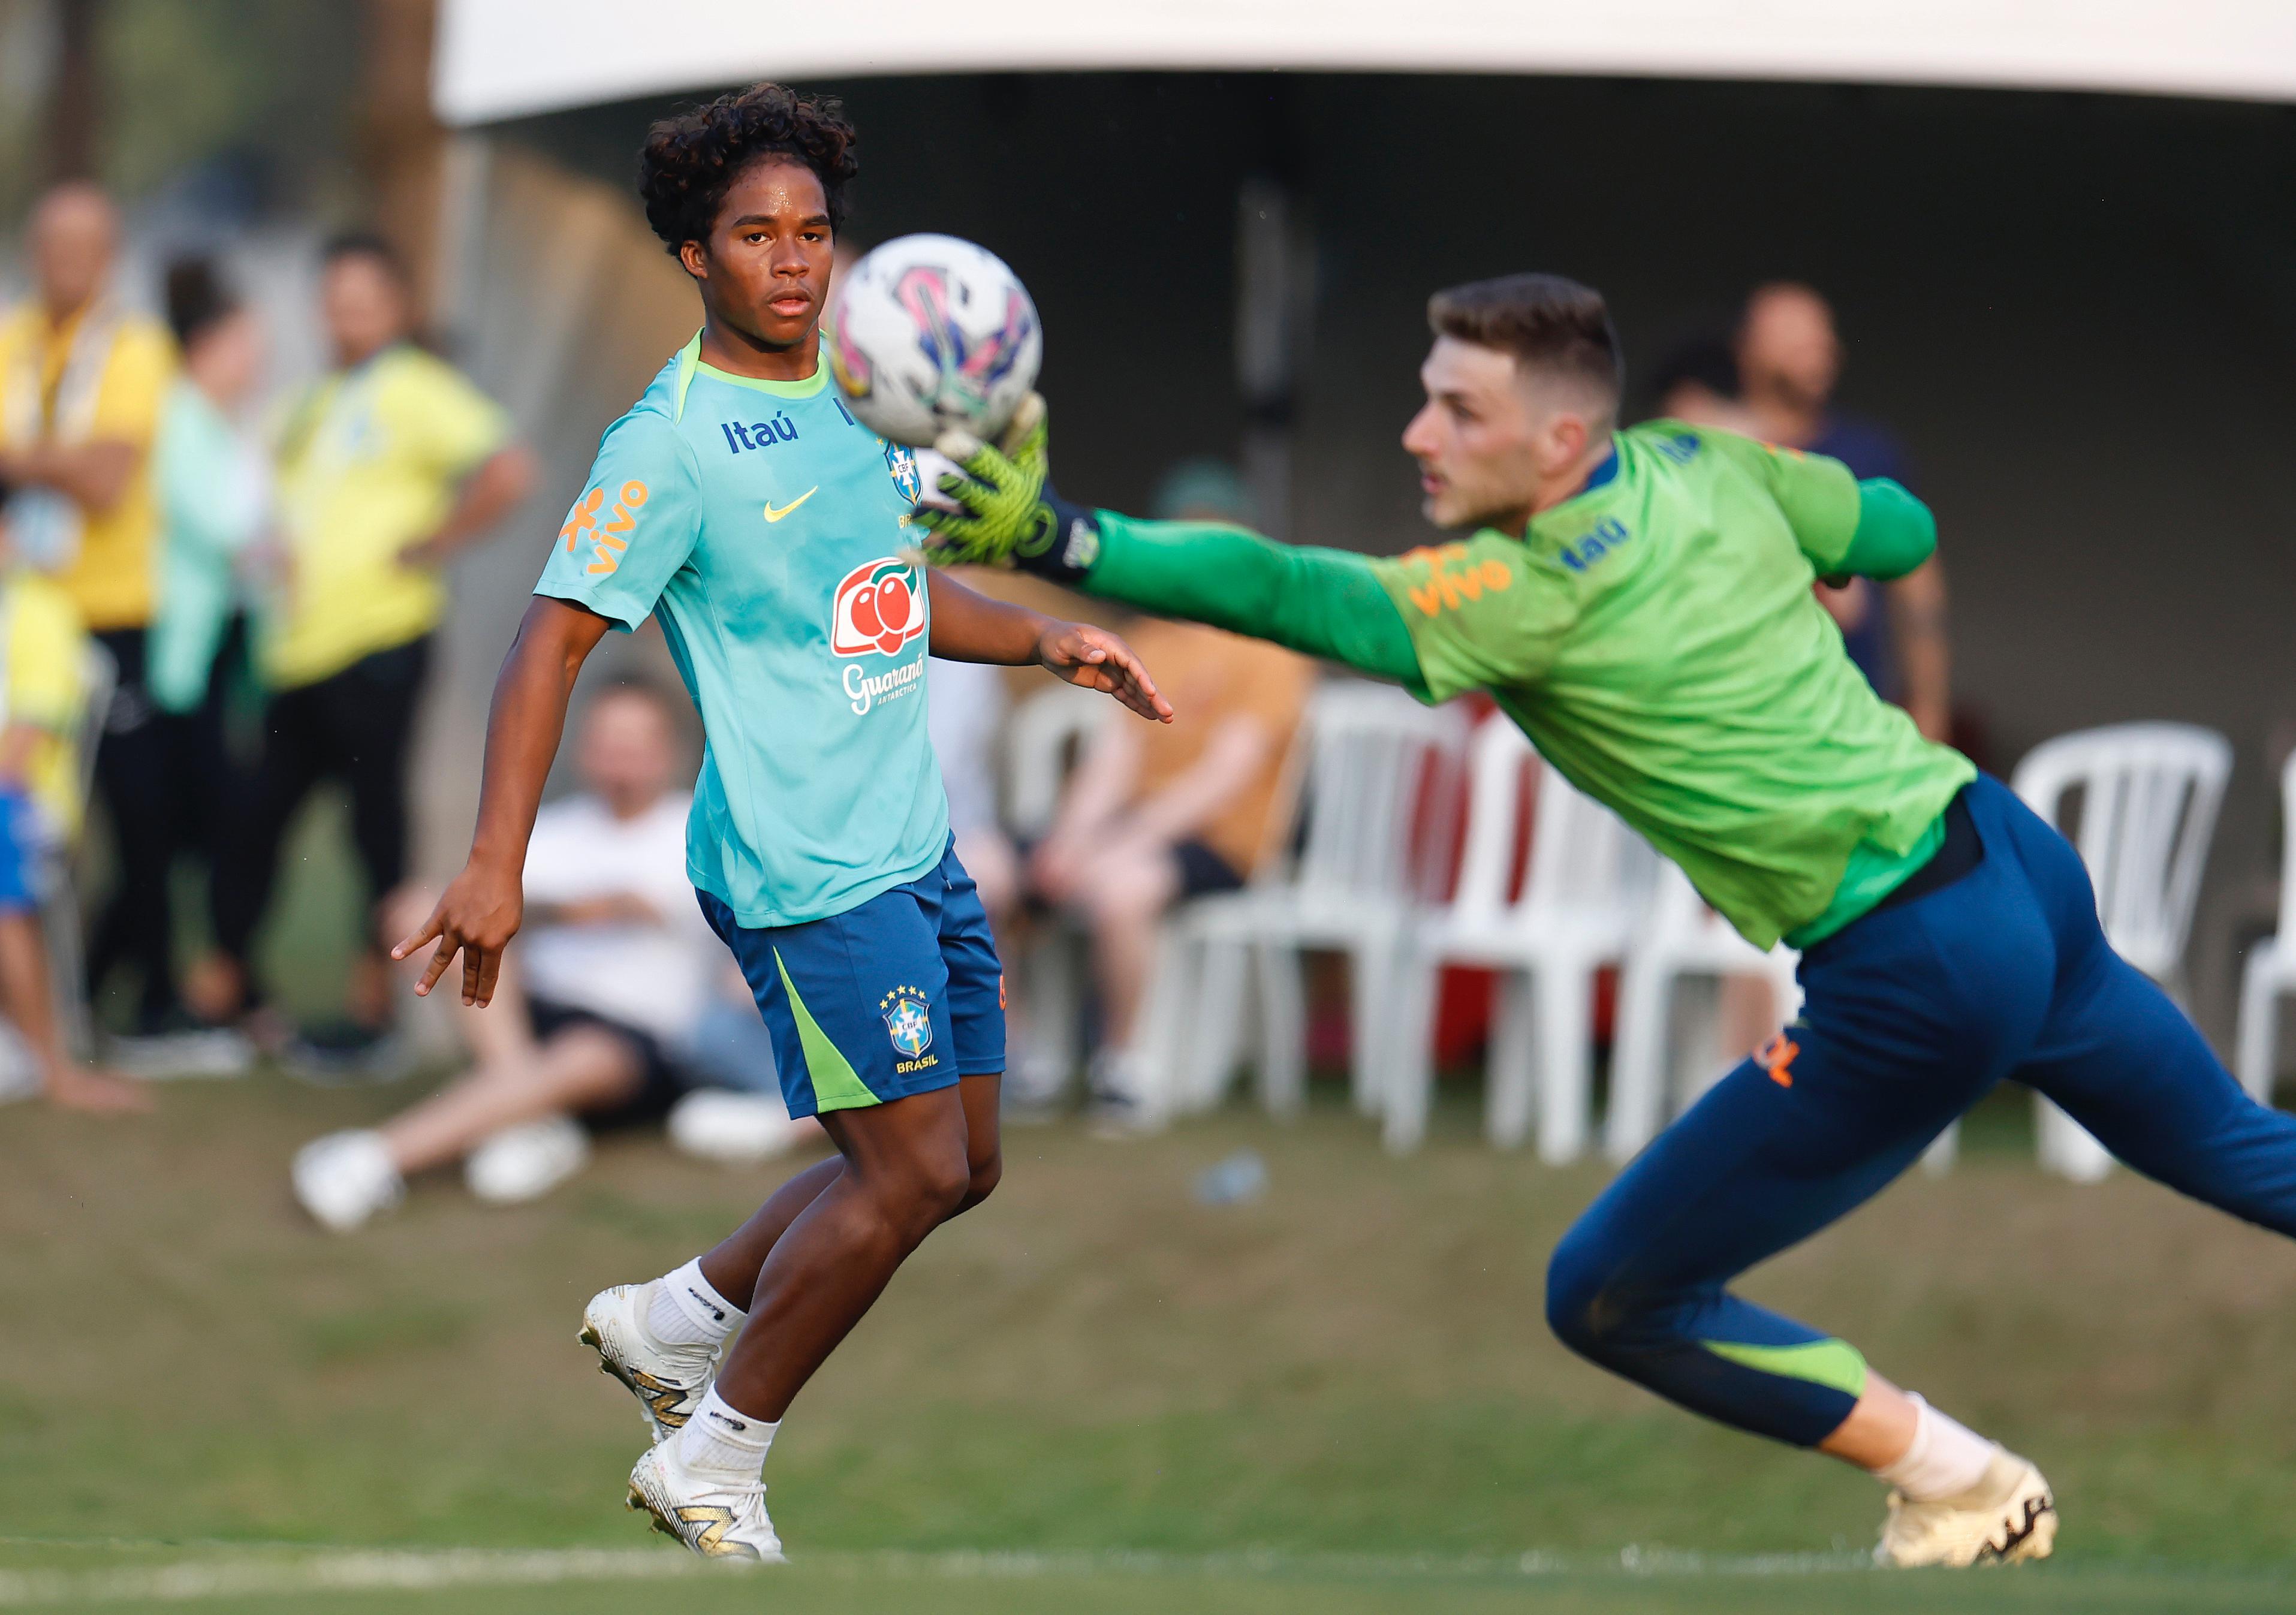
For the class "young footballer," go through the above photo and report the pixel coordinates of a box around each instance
[395,84,1169,1562]
[921,272,2296,1568]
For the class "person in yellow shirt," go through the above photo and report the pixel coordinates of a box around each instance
[0,182,180,1038]
[0,502,147,1113]
[209,233,536,1059]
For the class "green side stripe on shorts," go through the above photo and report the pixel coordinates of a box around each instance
[1700,1337,1869,1400]
[773,948,881,1113]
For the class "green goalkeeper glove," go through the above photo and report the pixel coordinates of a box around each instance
[917,394,1101,583]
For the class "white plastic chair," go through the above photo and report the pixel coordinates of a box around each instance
[1004,683,1107,839]
[36,641,115,1060]
[1605,862,1801,1163]
[2012,722,2231,1181]
[2235,750,2296,1107]
[999,683,1108,1095]
[1385,725,1656,1158]
[1164,682,1469,1126]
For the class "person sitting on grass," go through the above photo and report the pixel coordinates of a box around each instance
[1020,462,1313,1130]
[0,505,146,1113]
[292,680,812,1229]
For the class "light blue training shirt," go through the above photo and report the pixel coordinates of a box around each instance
[534,335,948,926]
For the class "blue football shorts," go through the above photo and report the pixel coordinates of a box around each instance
[0,793,37,914]
[698,837,1005,1119]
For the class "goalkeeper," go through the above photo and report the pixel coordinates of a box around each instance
[921,272,2296,1569]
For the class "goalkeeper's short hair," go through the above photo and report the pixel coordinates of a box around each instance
[1429,273,1623,416]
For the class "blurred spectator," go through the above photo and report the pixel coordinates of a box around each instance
[925,650,1041,1097]
[1029,462,1313,1126]
[0,182,182,1040]
[207,231,537,1063]
[0,504,147,1113]
[291,682,810,1231]
[123,258,271,1074]
[1645,337,1764,435]
[667,959,803,1160]
[1736,283,1951,742]
[928,654,1017,921]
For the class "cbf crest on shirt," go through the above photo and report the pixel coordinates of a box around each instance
[535,335,950,927]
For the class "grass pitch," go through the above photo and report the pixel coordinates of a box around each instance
[6,1072,2296,1611]
[5,1545,2294,1614]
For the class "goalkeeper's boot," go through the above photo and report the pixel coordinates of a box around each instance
[1876,1449,2057,1567]
[578,1282,719,1445]
[625,1440,784,1563]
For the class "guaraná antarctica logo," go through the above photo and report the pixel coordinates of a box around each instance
[830,557,927,658]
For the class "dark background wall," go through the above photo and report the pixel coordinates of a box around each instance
[493,73,2296,1038]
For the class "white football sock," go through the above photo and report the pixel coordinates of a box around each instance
[647,1259,745,1348]
[1873,1394,1999,1502]
[677,1386,776,1478]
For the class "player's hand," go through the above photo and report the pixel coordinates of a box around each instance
[392,858,525,1007]
[917,393,1066,570]
[1036,620,1173,724]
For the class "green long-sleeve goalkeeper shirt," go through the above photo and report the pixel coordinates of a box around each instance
[1074,421,1969,950]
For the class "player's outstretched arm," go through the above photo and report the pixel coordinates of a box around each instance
[926,568,1173,724]
[390,596,613,1006]
[920,399,1424,689]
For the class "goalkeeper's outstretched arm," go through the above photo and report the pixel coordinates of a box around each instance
[1073,514,1425,688]
[916,397,1426,689]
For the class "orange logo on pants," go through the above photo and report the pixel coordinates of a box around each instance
[1755,1033,1800,1088]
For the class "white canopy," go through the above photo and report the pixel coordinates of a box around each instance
[436,0,2296,126]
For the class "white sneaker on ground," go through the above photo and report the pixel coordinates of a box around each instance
[0,1025,38,1104]
[1085,1048,1164,1139]
[464,1115,589,1204]
[1876,1449,2057,1567]
[579,1281,720,1443]
[625,1440,784,1563]
[1000,1052,1071,1123]
[292,1130,405,1232]
[666,1089,810,1163]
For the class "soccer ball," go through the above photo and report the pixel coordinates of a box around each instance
[826,234,1042,448]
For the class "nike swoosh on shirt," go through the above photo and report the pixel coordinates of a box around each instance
[763,487,818,523]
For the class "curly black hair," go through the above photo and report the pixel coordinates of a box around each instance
[638,82,860,255]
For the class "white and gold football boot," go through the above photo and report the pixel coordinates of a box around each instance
[625,1441,784,1563]
[578,1282,720,1444]
[1877,1449,2057,1567]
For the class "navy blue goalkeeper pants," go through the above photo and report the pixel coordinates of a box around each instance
[1547,773,2296,1447]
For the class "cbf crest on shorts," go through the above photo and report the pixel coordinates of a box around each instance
[879,985,934,1062]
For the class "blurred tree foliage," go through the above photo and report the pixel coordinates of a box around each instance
[1,0,363,221]
[0,0,53,218]
[100,0,362,209]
